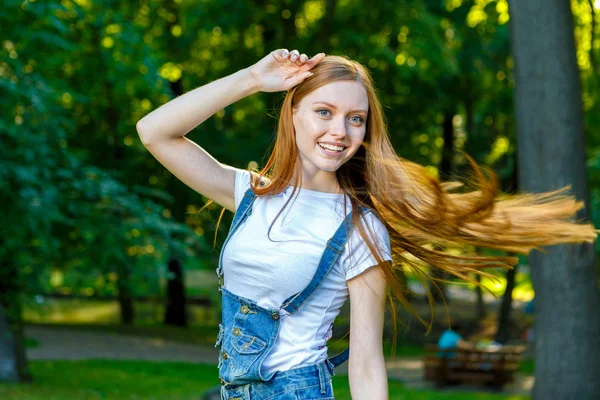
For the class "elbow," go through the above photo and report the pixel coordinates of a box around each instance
[136,119,155,147]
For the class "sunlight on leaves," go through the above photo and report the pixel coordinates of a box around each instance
[105,24,121,35]
[61,92,73,108]
[467,9,487,28]
[496,0,510,24]
[446,0,463,12]
[486,136,510,165]
[50,270,64,287]
[159,62,182,82]
[395,52,407,65]
[425,165,439,179]
[171,25,182,37]
[141,99,152,111]
[101,37,114,48]
[73,0,91,10]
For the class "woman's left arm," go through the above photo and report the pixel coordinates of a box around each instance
[347,262,389,400]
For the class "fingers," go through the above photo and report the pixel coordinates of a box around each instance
[275,48,322,68]
[287,70,315,89]
[304,52,326,69]
[289,50,309,67]
[273,48,289,62]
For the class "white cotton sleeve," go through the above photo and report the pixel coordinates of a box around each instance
[342,213,392,281]
[234,169,252,212]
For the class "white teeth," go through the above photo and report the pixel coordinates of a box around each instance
[318,143,345,152]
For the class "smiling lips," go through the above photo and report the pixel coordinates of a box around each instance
[317,142,347,154]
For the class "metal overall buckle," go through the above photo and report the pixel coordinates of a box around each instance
[217,275,223,294]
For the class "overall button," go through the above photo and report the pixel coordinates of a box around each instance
[232,327,241,336]
[222,351,229,359]
[271,311,280,320]
[240,305,249,314]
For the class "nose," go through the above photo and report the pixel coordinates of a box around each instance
[329,117,347,138]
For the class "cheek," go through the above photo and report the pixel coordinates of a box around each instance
[349,129,366,145]
[305,118,327,136]
[346,131,366,156]
[297,120,327,144]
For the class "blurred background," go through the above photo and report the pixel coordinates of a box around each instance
[1,0,599,399]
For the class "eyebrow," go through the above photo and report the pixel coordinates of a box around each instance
[312,101,368,114]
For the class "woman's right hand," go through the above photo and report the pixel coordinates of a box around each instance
[247,49,326,93]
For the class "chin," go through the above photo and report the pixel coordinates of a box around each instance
[315,160,347,172]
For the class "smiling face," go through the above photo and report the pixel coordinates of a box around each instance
[292,80,369,190]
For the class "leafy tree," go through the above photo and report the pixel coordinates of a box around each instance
[0,0,197,381]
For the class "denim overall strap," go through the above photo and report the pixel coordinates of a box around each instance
[280,206,371,368]
[216,183,263,292]
[280,205,371,315]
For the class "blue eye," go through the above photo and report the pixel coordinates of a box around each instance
[315,109,364,124]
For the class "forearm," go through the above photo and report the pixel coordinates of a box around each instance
[348,355,388,400]
[136,67,259,145]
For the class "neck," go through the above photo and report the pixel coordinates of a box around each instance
[296,171,341,194]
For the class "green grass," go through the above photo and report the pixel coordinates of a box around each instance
[0,361,530,400]
[519,359,535,374]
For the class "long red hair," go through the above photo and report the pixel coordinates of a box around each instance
[213,55,597,350]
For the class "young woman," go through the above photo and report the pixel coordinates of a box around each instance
[136,48,597,400]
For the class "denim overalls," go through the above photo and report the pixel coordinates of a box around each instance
[214,184,369,399]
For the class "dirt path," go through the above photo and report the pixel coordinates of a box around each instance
[25,325,218,364]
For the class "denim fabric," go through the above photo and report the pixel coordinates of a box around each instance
[215,184,369,397]
[220,361,334,400]
[216,286,281,384]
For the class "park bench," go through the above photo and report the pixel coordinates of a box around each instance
[423,344,527,389]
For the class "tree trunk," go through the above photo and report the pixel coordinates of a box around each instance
[318,0,337,45]
[429,110,454,302]
[10,310,30,382]
[475,273,486,320]
[0,255,31,382]
[116,264,135,325]
[587,0,598,77]
[0,301,19,382]
[509,1,600,398]
[495,263,518,344]
[164,259,187,326]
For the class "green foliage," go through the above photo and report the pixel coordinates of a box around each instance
[1,0,203,314]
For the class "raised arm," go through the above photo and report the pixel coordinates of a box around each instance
[136,68,258,212]
[136,49,325,212]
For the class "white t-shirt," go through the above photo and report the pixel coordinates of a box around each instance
[221,169,392,375]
